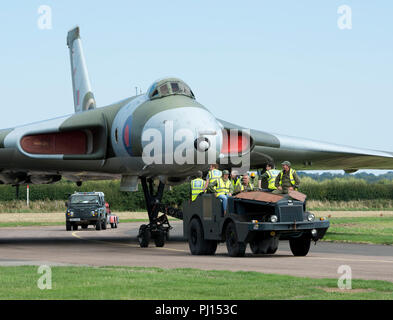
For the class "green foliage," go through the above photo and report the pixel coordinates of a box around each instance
[1,174,393,210]
[0,180,190,211]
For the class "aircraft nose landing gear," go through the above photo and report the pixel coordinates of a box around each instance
[138,177,172,248]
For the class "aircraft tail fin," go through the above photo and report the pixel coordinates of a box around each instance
[67,26,96,113]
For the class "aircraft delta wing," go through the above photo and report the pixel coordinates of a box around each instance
[1,26,393,190]
[219,119,393,173]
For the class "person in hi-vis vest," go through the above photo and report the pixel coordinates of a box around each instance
[273,161,301,194]
[204,164,222,192]
[208,170,233,214]
[259,163,280,192]
[190,171,206,201]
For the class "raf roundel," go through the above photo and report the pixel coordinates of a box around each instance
[122,115,133,156]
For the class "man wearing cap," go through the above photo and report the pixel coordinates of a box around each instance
[273,161,301,194]
[209,170,233,214]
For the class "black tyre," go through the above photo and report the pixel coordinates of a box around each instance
[138,225,151,248]
[72,224,78,231]
[249,240,260,254]
[154,230,166,247]
[102,216,107,230]
[188,218,215,255]
[289,235,311,256]
[66,222,71,231]
[225,221,246,257]
[95,219,102,231]
[110,223,114,228]
[267,237,279,254]
[82,224,88,230]
[205,240,218,255]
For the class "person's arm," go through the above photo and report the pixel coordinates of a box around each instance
[293,171,301,189]
[203,173,210,191]
[229,182,234,195]
[207,179,218,193]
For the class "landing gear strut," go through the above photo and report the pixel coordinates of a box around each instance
[137,178,172,248]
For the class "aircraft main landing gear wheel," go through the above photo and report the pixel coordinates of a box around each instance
[154,230,166,247]
[138,224,151,248]
[225,221,246,257]
[289,235,311,256]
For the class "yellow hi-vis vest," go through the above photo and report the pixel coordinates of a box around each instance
[231,177,241,188]
[267,169,280,190]
[208,169,222,184]
[279,168,297,189]
[239,182,254,192]
[191,178,205,201]
[215,178,232,197]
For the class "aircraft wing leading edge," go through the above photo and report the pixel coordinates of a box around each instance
[219,119,393,171]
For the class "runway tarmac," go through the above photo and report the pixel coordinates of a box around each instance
[0,222,392,282]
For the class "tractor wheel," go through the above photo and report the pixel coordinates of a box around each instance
[289,235,311,256]
[249,240,260,254]
[188,218,215,255]
[225,221,246,257]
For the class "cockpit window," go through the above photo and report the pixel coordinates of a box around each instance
[171,82,180,93]
[159,84,169,95]
[148,78,195,100]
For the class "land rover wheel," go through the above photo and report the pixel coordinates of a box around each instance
[66,222,71,231]
[95,219,102,231]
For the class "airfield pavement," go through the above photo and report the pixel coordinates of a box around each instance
[0,221,392,282]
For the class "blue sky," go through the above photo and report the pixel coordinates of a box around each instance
[0,1,392,173]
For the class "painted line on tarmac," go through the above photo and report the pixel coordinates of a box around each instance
[307,255,393,264]
[71,231,187,253]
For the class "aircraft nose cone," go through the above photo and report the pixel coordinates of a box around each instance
[141,106,223,166]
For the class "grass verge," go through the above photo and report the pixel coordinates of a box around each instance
[323,217,393,245]
[0,266,392,300]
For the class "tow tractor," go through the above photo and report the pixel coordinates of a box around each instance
[182,191,329,257]
[138,189,329,257]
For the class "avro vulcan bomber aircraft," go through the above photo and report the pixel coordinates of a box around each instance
[1,27,393,245]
